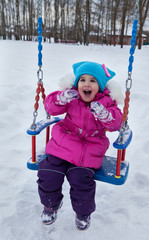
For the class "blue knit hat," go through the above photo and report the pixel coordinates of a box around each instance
[72,61,116,92]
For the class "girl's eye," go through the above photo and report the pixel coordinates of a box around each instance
[90,79,96,83]
[80,78,85,82]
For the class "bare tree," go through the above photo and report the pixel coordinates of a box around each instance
[65,0,70,40]
[74,0,83,43]
[54,0,60,42]
[84,0,91,45]
[0,0,148,48]
[1,0,6,39]
[28,0,34,41]
[5,0,12,39]
[45,0,53,41]
[125,0,136,36]
[43,0,48,41]
[113,0,120,46]
[15,0,21,40]
[60,0,66,40]
[105,0,111,45]
[120,0,129,48]
[93,0,105,44]
[22,0,26,41]
[138,0,149,49]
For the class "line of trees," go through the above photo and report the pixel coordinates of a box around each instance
[0,0,149,49]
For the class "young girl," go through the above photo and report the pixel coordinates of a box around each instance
[37,61,122,230]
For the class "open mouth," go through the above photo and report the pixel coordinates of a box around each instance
[83,90,92,96]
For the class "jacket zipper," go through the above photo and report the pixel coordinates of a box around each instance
[79,140,86,167]
[84,102,90,131]
[79,103,90,166]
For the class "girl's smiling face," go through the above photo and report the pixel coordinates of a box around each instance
[78,74,100,102]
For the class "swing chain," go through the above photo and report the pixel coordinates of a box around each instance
[126,72,132,91]
[118,120,129,144]
[123,1,138,123]
[31,111,38,130]
[46,112,51,119]
[37,66,43,83]
[38,0,42,18]
[134,0,139,19]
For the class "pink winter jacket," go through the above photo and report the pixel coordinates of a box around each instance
[44,88,122,169]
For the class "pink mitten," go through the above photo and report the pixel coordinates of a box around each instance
[90,101,114,123]
[57,89,79,105]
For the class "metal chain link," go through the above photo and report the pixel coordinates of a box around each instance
[126,0,139,92]
[37,66,43,83]
[31,110,38,130]
[134,0,139,19]
[38,0,42,18]
[126,73,132,91]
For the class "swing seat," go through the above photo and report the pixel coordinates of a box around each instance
[27,152,129,185]
[27,117,61,135]
[27,150,47,170]
[94,156,129,185]
[27,117,131,185]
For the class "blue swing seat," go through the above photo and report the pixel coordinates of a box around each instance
[27,117,131,185]
[27,153,129,185]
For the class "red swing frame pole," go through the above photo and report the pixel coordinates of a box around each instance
[122,149,126,161]
[115,148,126,178]
[32,135,36,163]
[115,149,122,178]
[115,77,131,178]
[46,126,50,144]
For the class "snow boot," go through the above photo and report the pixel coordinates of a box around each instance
[75,214,91,230]
[41,202,62,225]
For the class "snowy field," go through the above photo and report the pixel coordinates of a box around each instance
[0,40,149,240]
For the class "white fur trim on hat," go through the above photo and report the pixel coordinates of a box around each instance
[106,80,124,105]
[58,73,124,105]
[59,73,75,91]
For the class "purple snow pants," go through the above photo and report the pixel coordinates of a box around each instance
[37,155,96,216]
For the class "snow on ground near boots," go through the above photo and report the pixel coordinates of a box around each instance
[0,40,149,240]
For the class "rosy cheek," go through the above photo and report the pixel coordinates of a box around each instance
[78,88,81,95]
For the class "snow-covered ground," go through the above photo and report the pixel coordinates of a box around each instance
[0,40,149,240]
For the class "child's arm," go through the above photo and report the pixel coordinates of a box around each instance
[90,101,122,131]
[44,90,79,116]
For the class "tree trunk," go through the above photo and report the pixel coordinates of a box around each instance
[120,0,128,48]
[110,0,113,46]
[54,0,60,42]
[60,0,66,40]
[75,0,82,44]
[105,0,111,45]
[22,0,26,41]
[84,0,91,45]
[138,0,149,49]
[15,0,20,40]
[43,0,47,42]
[28,0,33,41]
[113,0,120,46]
[1,0,6,39]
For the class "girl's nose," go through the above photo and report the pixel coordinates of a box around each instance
[84,81,90,87]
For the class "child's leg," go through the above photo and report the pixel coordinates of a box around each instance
[66,167,96,216]
[37,155,67,208]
